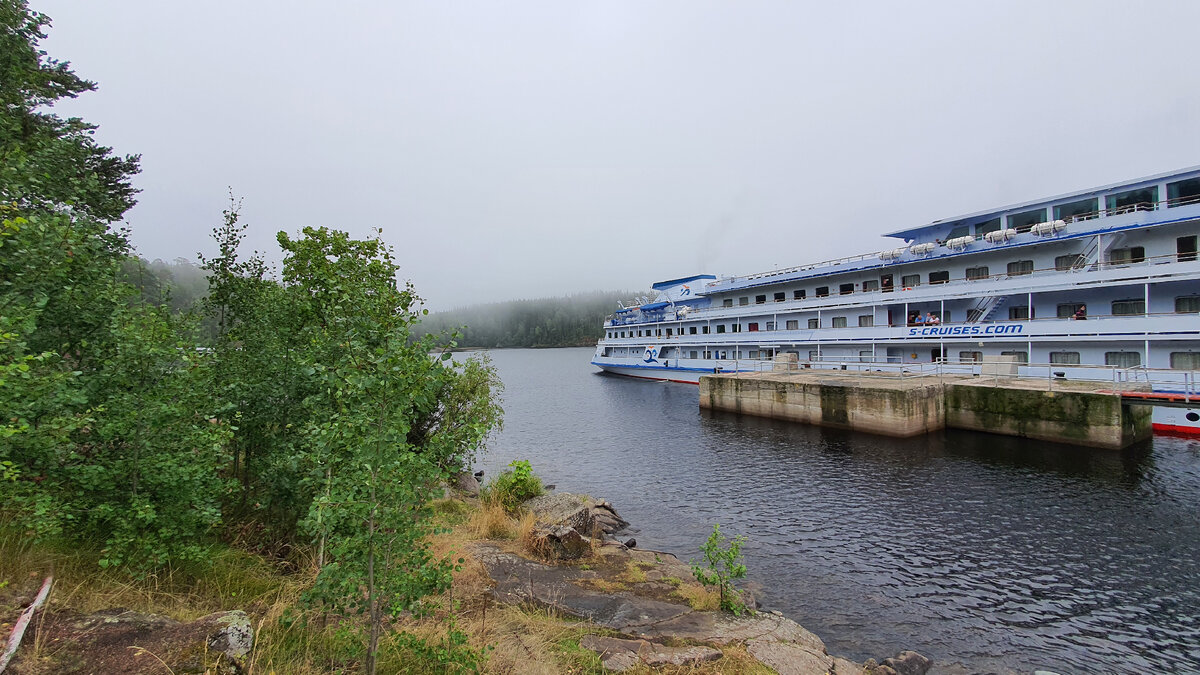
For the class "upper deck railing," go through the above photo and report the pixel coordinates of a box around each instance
[702,192,1200,293]
[710,356,1199,397]
[604,249,1199,327]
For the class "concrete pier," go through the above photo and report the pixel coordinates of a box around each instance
[699,371,1152,450]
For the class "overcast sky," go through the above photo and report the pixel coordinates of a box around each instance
[37,0,1200,310]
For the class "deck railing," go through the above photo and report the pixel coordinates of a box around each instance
[712,356,1198,396]
[703,191,1200,292]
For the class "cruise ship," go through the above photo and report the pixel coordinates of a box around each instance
[591,167,1200,435]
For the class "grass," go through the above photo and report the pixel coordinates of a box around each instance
[0,497,764,674]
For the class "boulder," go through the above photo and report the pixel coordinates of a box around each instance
[531,524,593,560]
[878,650,931,675]
[579,634,721,672]
[747,639,832,675]
[452,471,480,497]
[524,493,598,533]
[17,607,254,674]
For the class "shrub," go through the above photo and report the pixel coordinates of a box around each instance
[481,460,543,512]
[691,524,749,615]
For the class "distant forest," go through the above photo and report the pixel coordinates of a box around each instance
[416,291,636,348]
[121,259,632,349]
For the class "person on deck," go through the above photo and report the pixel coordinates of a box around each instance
[1074,305,1087,320]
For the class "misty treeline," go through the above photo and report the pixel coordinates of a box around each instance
[1,2,499,670]
[121,256,210,314]
[417,291,637,348]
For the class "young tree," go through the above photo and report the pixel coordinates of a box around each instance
[279,227,500,672]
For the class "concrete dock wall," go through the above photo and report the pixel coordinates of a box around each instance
[944,383,1152,449]
[700,375,943,437]
[699,372,1152,449]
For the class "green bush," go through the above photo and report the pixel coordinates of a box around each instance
[691,524,750,615]
[482,460,543,511]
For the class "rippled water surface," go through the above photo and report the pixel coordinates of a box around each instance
[475,347,1200,674]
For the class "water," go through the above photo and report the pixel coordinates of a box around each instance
[474,347,1200,674]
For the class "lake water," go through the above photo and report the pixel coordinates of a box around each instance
[474,347,1200,674]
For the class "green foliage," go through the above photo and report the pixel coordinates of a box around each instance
[691,524,749,615]
[415,291,638,348]
[1,7,504,669]
[481,460,544,512]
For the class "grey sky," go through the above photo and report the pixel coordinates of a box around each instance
[38,1,1200,311]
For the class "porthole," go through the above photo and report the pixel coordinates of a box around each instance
[1186,411,1200,422]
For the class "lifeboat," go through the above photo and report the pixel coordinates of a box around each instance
[983,228,1017,243]
[1031,220,1067,236]
[945,235,975,250]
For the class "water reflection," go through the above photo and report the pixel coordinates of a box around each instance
[479,348,1200,674]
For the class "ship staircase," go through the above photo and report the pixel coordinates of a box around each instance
[1071,232,1126,272]
[967,295,1008,322]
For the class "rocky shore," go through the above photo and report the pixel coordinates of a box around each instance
[473,486,932,675]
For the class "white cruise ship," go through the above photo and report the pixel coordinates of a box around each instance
[592,167,1200,436]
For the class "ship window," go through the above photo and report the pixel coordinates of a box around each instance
[766,321,775,331]
[656,329,662,336]
[702,325,710,334]
[794,289,806,300]
[748,322,759,332]
[959,351,983,363]
[739,297,749,306]
[666,328,672,336]
[859,350,874,362]
[1170,352,1200,369]
[832,316,847,328]
[1055,254,1084,271]
[731,324,741,332]
[1009,306,1033,320]
[1167,178,1200,207]
[808,351,820,361]
[1178,236,1197,262]
[1008,208,1046,233]
[1057,303,1085,318]
[974,218,1002,236]
[947,224,970,240]
[774,292,786,302]
[755,294,767,304]
[1106,186,1157,214]
[689,326,697,334]
[1110,247,1145,265]
[965,266,989,280]
[1007,260,1034,276]
[901,274,920,288]
[703,350,712,359]
[1176,296,1200,313]
[1000,350,1029,363]
[786,319,799,330]
[1053,198,1099,222]
[1112,299,1145,315]
[690,351,698,359]
[748,350,759,359]
[716,324,726,333]
[1050,351,1081,365]
[929,270,950,284]
[1105,351,1141,368]
[863,279,879,291]
[839,283,854,295]
[858,315,874,327]
[816,286,829,297]
[808,318,819,329]
[723,298,733,307]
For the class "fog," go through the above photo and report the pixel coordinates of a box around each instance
[37,0,1200,310]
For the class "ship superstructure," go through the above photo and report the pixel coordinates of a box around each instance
[592,167,1200,433]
